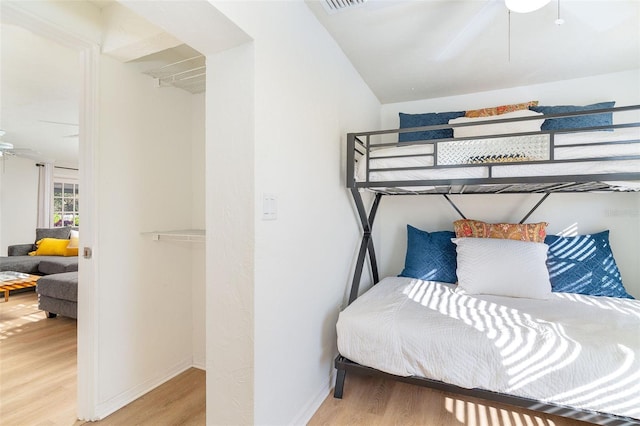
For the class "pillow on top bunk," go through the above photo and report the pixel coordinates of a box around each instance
[530,101,615,131]
[398,111,465,143]
[465,100,539,118]
[453,219,548,242]
[545,230,634,299]
[448,109,544,139]
[399,225,457,283]
[453,237,551,299]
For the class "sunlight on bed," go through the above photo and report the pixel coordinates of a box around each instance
[403,279,640,418]
[444,397,559,426]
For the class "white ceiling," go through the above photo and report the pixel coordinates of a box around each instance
[1,0,639,167]
[306,0,640,104]
[1,23,82,168]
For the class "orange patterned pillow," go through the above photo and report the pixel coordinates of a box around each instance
[453,219,548,242]
[465,100,539,118]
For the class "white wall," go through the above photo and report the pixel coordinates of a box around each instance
[0,156,39,254]
[209,2,381,424]
[377,70,640,298]
[94,54,199,416]
[206,41,255,425]
[380,69,640,128]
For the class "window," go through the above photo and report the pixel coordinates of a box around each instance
[53,181,79,227]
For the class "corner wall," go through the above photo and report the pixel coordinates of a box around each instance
[205,1,381,424]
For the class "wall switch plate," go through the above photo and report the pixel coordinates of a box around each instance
[262,193,277,220]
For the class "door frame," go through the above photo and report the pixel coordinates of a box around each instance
[0,2,100,420]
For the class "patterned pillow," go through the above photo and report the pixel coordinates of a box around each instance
[399,225,457,283]
[545,230,634,299]
[453,219,548,242]
[465,100,539,118]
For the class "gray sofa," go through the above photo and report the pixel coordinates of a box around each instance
[0,226,78,318]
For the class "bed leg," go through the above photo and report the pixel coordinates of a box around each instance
[334,369,346,399]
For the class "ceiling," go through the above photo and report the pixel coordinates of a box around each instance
[0,0,205,169]
[1,22,82,168]
[1,0,639,168]
[306,0,640,104]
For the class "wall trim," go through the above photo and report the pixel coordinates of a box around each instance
[290,372,335,426]
[95,358,194,420]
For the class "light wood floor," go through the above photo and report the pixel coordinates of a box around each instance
[0,290,205,426]
[309,374,592,426]
[3,291,592,426]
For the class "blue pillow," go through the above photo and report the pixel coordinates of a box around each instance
[399,225,457,283]
[544,230,633,299]
[530,101,615,131]
[399,111,465,143]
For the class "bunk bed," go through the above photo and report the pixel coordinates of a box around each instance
[335,104,640,426]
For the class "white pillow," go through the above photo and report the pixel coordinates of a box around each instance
[452,237,551,299]
[68,229,79,249]
[449,109,544,138]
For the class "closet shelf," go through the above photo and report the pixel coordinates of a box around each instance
[143,229,205,242]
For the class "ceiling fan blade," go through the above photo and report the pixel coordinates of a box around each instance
[38,120,79,127]
[435,0,502,62]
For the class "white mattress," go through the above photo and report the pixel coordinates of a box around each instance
[337,277,640,420]
[356,128,640,190]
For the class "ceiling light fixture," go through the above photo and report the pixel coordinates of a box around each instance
[505,0,551,13]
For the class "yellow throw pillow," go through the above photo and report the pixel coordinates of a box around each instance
[453,219,548,242]
[29,238,71,256]
[65,246,79,257]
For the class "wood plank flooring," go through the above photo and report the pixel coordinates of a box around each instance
[309,373,593,426]
[0,290,205,426]
[2,290,593,426]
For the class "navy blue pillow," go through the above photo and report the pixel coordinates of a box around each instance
[399,225,457,283]
[399,111,465,143]
[531,101,615,131]
[544,230,633,299]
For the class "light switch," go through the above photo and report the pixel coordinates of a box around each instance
[262,194,277,220]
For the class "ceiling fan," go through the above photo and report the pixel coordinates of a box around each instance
[38,119,80,138]
[0,137,44,173]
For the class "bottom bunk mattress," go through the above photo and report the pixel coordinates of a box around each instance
[337,277,640,420]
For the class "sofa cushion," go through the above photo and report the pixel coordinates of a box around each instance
[36,271,78,302]
[0,256,43,274]
[36,227,72,242]
[8,244,35,257]
[38,258,79,275]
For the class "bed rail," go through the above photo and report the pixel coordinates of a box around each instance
[347,105,640,194]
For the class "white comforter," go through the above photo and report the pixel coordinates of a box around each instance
[337,277,640,419]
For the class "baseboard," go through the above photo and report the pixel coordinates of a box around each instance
[94,357,194,420]
[290,371,335,426]
[192,355,206,370]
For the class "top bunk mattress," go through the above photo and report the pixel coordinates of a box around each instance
[353,127,640,193]
[337,276,640,420]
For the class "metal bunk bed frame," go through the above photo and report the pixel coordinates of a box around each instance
[334,105,640,426]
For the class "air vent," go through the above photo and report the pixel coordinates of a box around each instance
[321,0,367,14]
